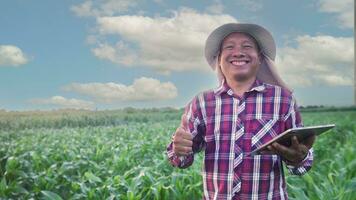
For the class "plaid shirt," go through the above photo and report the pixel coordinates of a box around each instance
[167,79,313,200]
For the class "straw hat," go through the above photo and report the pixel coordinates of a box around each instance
[205,23,289,90]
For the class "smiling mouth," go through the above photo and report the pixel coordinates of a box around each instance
[230,60,250,66]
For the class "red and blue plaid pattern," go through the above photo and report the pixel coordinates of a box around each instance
[167,79,313,200]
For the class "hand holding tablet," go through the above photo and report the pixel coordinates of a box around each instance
[250,124,335,156]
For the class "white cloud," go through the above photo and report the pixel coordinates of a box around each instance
[314,74,352,85]
[93,8,237,74]
[30,96,95,110]
[276,35,354,87]
[71,1,93,17]
[0,45,28,66]
[71,0,138,17]
[62,77,178,102]
[92,41,138,65]
[206,0,224,14]
[317,0,353,29]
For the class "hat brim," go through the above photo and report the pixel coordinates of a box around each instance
[205,23,276,70]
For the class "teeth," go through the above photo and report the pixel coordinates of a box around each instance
[231,61,247,66]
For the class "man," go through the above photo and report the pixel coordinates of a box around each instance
[166,23,314,200]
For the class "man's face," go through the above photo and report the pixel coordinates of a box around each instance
[219,32,261,83]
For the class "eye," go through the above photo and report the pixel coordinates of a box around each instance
[243,44,253,49]
[223,45,234,50]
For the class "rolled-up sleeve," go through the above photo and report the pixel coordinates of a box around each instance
[166,95,205,169]
[283,94,313,175]
[286,148,314,175]
[166,143,194,168]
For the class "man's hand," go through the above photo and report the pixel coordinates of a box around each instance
[172,114,193,156]
[266,135,315,166]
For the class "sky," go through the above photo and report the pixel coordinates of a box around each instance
[0,0,354,111]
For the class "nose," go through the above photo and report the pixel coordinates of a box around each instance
[231,47,247,57]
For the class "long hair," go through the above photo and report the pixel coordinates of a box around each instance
[215,53,291,92]
[216,58,225,85]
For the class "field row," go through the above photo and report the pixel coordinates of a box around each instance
[0,111,355,199]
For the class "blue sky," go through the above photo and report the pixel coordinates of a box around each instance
[0,0,354,110]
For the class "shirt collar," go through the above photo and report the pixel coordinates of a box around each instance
[214,78,266,96]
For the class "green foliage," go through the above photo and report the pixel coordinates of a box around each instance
[41,190,63,200]
[0,108,183,131]
[0,109,355,199]
[285,111,356,200]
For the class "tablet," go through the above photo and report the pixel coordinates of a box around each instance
[250,124,335,156]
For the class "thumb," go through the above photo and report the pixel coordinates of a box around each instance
[180,114,189,131]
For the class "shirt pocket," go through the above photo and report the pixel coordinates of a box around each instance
[244,117,282,153]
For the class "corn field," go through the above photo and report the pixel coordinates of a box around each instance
[0,108,355,199]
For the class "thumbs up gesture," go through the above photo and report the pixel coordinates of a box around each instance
[172,114,193,156]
